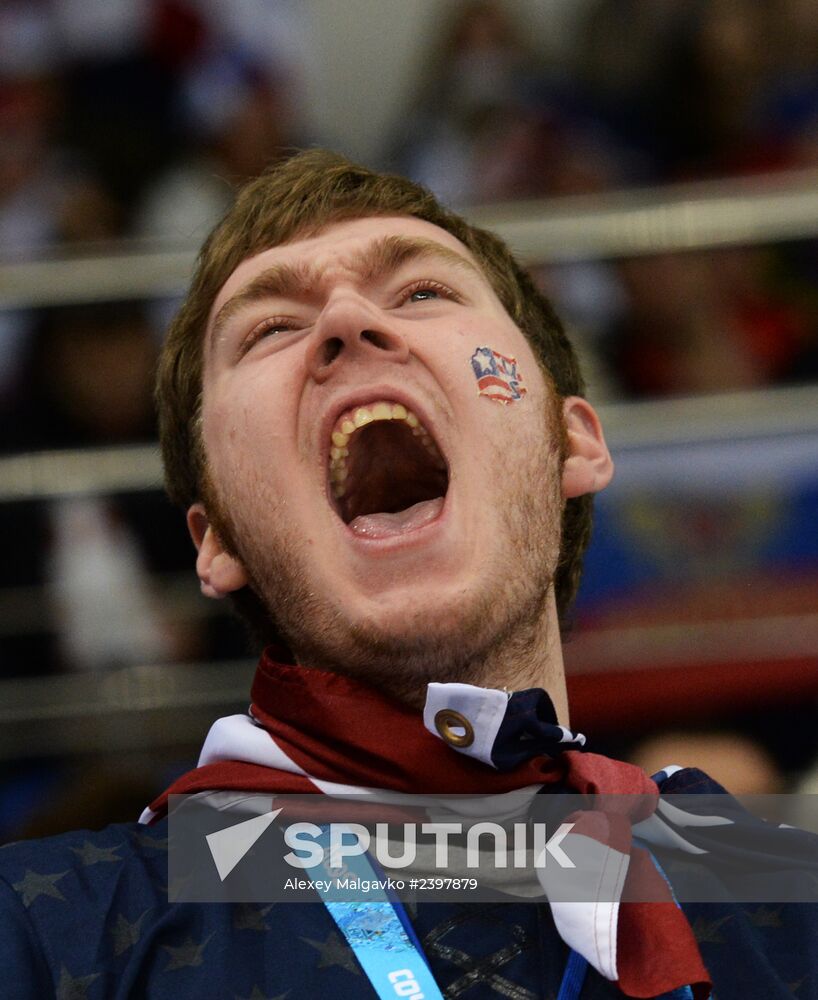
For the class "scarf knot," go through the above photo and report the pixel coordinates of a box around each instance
[423,681,587,770]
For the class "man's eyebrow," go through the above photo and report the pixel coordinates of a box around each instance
[357,234,483,285]
[208,234,483,350]
[209,260,318,350]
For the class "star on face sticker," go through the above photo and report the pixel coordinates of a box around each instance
[110,909,150,956]
[12,868,69,908]
[473,348,494,369]
[162,932,215,971]
[56,964,100,1000]
[233,902,275,931]
[300,931,360,976]
[70,841,122,866]
[235,988,291,1000]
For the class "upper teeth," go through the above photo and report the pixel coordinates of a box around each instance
[328,399,444,499]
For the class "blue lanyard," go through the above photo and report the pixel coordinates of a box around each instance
[312,826,445,1000]
[322,896,444,1000]
[557,949,588,1000]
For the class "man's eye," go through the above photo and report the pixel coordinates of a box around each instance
[409,287,440,302]
[401,281,458,305]
[254,318,293,336]
[239,317,297,356]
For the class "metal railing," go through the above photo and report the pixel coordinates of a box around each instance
[3,167,818,310]
[0,660,253,759]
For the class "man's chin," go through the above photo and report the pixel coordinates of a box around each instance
[284,588,521,702]
[220,489,557,700]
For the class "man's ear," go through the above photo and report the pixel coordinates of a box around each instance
[186,503,249,599]
[561,396,614,499]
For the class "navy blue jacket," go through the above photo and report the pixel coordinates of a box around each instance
[1,815,816,999]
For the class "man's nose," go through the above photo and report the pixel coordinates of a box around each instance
[305,292,410,383]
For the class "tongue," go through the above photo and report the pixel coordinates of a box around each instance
[348,497,444,539]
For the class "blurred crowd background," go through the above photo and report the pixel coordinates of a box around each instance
[1,0,817,842]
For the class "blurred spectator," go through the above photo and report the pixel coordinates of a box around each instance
[56,1,205,229]
[573,0,684,179]
[576,0,818,182]
[599,248,811,397]
[1,0,305,250]
[396,0,542,205]
[0,304,203,678]
[4,302,158,452]
[0,69,122,412]
[0,72,121,257]
[630,729,783,794]
[136,56,298,242]
[651,0,776,177]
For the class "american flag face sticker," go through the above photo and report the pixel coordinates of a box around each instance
[470,346,527,404]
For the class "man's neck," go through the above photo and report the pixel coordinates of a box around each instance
[461,589,569,724]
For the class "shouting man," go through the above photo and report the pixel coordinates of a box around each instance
[2,151,816,1000]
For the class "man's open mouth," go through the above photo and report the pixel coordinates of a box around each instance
[327,400,449,538]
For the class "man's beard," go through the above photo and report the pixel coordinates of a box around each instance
[203,405,564,702]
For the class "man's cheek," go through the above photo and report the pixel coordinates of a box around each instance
[202,400,255,489]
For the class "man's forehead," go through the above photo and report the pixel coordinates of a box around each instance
[210,215,481,317]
